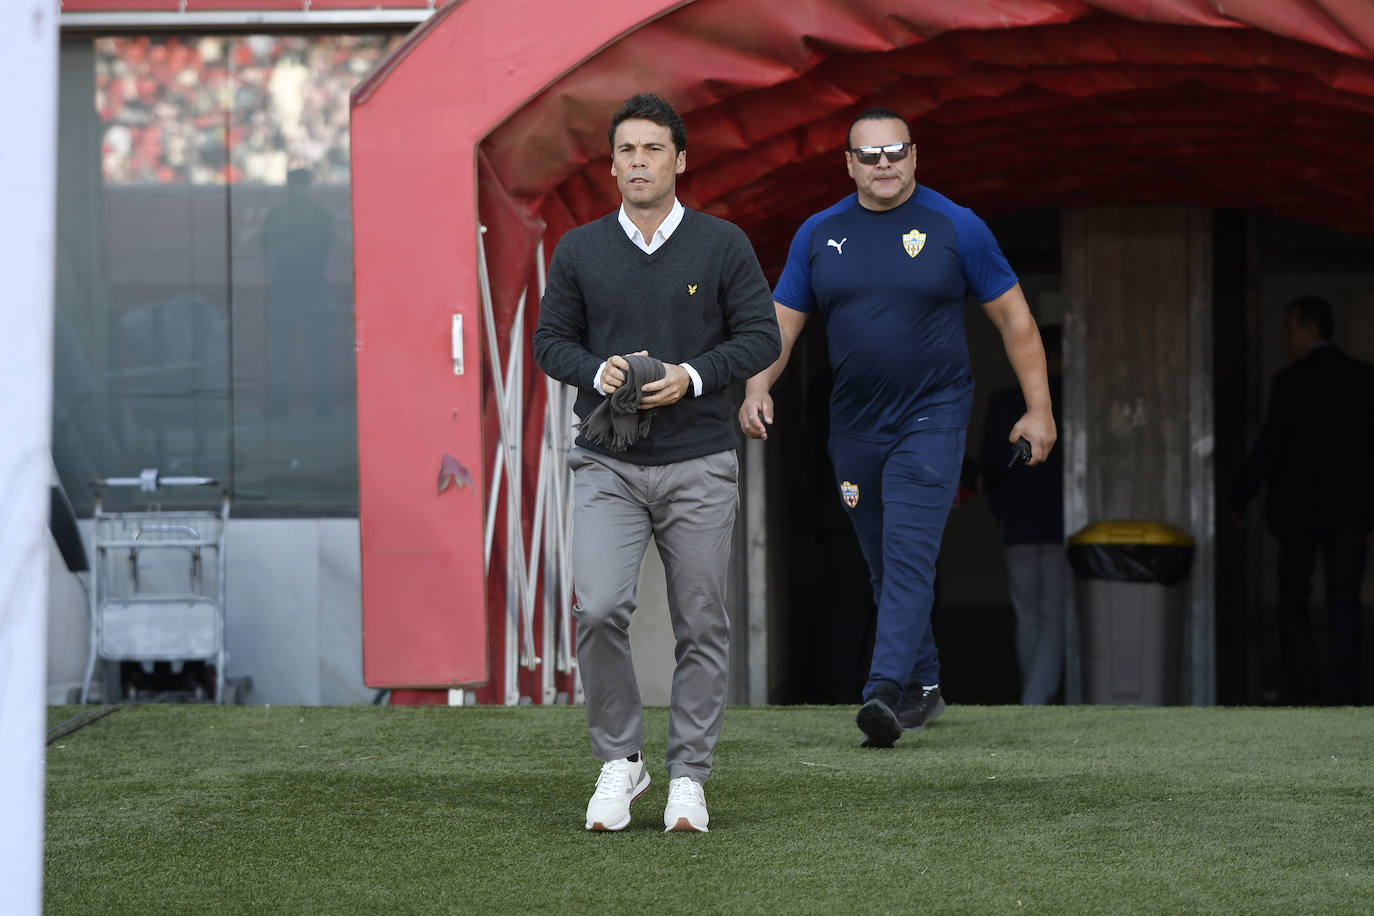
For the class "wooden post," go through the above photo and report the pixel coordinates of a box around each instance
[1063,207,1215,704]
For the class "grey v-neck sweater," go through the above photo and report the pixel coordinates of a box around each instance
[533,209,781,465]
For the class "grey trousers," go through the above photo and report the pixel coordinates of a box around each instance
[1004,543,1068,705]
[569,446,738,784]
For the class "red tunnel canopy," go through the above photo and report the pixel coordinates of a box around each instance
[480,0,1374,271]
[350,0,1374,699]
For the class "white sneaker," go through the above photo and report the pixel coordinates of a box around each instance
[585,756,650,831]
[663,776,709,833]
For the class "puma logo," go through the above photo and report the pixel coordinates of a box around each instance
[687,284,698,295]
[827,238,847,254]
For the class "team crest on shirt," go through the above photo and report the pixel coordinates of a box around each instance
[840,480,860,509]
[902,229,926,258]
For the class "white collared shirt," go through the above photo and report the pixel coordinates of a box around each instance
[618,198,684,253]
[593,199,702,397]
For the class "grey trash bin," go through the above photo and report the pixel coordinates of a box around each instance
[1067,520,1195,705]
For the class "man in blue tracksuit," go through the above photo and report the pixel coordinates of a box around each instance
[740,108,1057,747]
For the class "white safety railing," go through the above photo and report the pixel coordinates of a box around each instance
[475,226,579,705]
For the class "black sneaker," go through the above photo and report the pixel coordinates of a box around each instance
[856,685,902,748]
[898,685,946,733]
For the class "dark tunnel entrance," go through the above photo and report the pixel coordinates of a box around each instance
[766,207,1374,707]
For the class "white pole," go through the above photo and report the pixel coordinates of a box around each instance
[0,0,58,911]
[745,437,768,705]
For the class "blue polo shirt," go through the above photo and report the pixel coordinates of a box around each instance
[774,186,1017,441]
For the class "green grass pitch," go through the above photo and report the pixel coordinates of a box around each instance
[44,703,1373,913]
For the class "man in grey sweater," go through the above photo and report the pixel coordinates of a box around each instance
[533,93,780,833]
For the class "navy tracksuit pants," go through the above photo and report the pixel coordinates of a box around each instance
[829,427,965,702]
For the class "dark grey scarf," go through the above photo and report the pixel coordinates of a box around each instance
[580,354,666,452]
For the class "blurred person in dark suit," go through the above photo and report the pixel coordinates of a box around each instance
[1231,296,1374,705]
[981,325,1064,705]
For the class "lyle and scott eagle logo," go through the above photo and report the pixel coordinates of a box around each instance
[687,284,698,295]
[827,237,847,254]
[906,229,928,258]
[903,229,927,258]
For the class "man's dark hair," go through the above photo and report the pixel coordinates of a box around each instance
[847,107,911,148]
[609,93,687,154]
[1288,295,1334,340]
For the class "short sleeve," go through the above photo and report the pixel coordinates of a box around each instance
[953,211,1018,304]
[772,214,821,313]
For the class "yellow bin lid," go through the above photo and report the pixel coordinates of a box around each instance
[1068,520,1194,547]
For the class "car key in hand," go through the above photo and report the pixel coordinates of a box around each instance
[1008,437,1032,468]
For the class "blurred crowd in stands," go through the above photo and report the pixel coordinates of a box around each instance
[95,34,397,186]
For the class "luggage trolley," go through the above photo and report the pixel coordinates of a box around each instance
[81,470,231,703]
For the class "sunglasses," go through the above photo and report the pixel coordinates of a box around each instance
[848,142,912,166]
